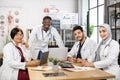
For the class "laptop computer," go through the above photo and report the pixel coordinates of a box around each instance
[48,48,68,61]
[39,52,49,65]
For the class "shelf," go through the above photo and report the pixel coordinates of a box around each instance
[26,28,75,49]
[108,2,120,8]
[111,26,120,30]
[65,40,76,42]
[111,28,120,30]
[107,1,120,41]
[48,45,58,47]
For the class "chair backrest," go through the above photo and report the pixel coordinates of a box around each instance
[0,58,3,66]
[118,52,120,65]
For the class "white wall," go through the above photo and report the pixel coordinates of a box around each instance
[0,0,78,28]
[78,0,88,25]
[0,0,78,53]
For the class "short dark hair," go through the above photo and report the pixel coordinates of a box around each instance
[10,27,23,39]
[73,25,83,32]
[43,16,52,21]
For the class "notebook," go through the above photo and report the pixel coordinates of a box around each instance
[39,52,49,65]
[48,48,68,61]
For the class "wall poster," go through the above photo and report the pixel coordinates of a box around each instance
[0,6,22,53]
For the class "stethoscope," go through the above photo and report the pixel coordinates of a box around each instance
[41,26,52,41]
[95,39,112,59]
[73,41,85,58]
[104,39,112,48]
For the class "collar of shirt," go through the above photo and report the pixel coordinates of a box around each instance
[41,26,52,41]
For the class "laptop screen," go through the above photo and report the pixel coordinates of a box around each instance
[48,48,68,61]
[39,52,49,65]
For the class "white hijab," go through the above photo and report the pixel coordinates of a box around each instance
[100,23,112,44]
[94,23,112,61]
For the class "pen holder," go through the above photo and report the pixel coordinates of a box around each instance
[48,57,60,73]
[52,65,59,73]
[48,62,53,66]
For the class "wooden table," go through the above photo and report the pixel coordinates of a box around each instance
[28,66,115,80]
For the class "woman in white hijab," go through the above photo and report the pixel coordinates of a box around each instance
[82,23,120,80]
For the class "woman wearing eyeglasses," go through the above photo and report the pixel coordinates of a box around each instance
[0,27,39,80]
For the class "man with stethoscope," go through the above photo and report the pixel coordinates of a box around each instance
[67,25,97,63]
[28,16,64,59]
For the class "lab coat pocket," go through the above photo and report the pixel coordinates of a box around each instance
[81,49,90,59]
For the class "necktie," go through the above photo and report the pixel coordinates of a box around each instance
[77,43,82,58]
[15,46,25,62]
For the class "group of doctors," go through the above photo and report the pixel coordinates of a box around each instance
[0,16,120,80]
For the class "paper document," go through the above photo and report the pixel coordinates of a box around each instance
[31,66,61,71]
[31,66,52,71]
[63,66,95,72]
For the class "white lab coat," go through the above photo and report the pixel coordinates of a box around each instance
[94,39,120,80]
[68,37,97,62]
[28,25,64,59]
[0,42,31,80]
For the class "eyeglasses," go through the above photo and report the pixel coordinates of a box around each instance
[15,33,23,37]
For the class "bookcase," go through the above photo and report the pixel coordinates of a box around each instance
[26,28,75,50]
[107,1,120,42]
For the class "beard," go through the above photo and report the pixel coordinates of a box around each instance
[76,36,83,41]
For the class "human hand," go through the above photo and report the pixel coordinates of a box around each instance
[76,58,83,63]
[26,60,40,67]
[81,60,94,67]
[22,40,29,49]
[32,60,40,66]
[67,57,77,63]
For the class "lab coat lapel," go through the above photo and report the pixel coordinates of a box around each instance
[36,27,43,40]
[102,39,112,57]
[81,37,88,50]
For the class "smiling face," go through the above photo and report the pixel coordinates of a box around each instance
[42,18,51,31]
[13,31,23,44]
[73,29,84,42]
[99,26,109,40]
